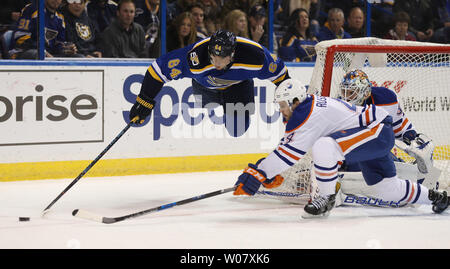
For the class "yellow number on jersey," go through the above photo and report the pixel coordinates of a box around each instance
[168,59,180,69]
[269,62,277,73]
[170,68,181,79]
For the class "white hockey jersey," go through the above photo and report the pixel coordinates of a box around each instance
[258,95,390,178]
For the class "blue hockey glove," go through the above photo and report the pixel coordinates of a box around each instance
[234,163,268,196]
[402,129,418,145]
[129,93,155,125]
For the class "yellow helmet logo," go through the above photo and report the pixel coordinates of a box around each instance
[214,44,222,52]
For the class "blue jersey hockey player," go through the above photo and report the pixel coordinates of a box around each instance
[128,30,290,137]
[232,78,449,218]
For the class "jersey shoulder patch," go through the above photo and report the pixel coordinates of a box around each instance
[187,38,212,71]
[370,87,398,106]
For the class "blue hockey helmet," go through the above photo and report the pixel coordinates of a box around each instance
[208,30,237,58]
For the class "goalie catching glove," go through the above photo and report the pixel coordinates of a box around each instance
[234,159,285,196]
[129,93,155,124]
[402,133,434,174]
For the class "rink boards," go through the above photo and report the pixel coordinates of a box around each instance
[0,61,313,181]
[0,60,449,181]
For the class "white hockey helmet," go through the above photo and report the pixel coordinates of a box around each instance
[339,69,372,105]
[274,79,308,106]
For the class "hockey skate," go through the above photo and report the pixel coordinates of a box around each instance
[302,194,336,218]
[429,190,449,213]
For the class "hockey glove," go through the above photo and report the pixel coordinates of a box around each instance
[402,130,418,145]
[234,163,268,196]
[403,133,434,174]
[129,93,155,124]
[262,175,285,189]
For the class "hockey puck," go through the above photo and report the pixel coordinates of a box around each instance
[19,217,30,222]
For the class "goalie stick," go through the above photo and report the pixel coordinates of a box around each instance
[72,186,237,224]
[42,122,133,216]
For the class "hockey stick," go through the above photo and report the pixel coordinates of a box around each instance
[42,122,134,216]
[72,186,237,224]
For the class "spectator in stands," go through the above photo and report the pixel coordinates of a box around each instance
[317,8,352,41]
[220,0,262,21]
[277,0,321,36]
[278,8,318,62]
[318,0,362,25]
[167,0,196,23]
[223,9,250,39]
[134,0,160,57]
[393,0,434,41]
[345,6,365,38]
[145,12,161,58]
[369,0,394,37]
[62,0,102,58]
[383,11,417,41]
[0,0,30,30]
[198,0,221,35]
[100,0,147,58]
[190,3,208,39]
[13,0,79,59]
[86,0,117,33]
[134,0,159,31]
[248,5,266,44]
[430,0,450,44]
[166,12,199,52]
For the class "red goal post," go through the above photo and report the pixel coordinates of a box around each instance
[308,37,450,189]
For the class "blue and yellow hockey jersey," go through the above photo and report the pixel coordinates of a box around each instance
[140,36,289,99]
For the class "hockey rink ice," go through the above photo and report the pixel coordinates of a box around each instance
[1,170,450,249]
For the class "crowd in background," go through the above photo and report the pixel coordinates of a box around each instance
[0,0,448,61]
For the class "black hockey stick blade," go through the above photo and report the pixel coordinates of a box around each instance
[42,122,133,216]
[72,186,237,224]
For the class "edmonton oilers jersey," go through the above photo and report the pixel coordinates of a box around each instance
[258,95,390,178]
[141,36,288,98]
[365,87,414,140]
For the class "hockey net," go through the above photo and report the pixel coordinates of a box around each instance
[254,152,319,205]
[308,37,450,189]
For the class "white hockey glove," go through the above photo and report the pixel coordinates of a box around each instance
[403,134,434,174]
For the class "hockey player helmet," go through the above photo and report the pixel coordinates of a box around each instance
[274,79,308,107]
[339,69,372,105]
[208,30,237,58]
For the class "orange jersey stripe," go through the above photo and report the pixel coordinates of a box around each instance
[338,124,381,153]
[315,170,337,177]
[406,184,415,203]
[365,108,370,126]
[394,118,409,134]
[278,147,300,161]
[376,102,398,106]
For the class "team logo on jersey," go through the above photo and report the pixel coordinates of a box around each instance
[44,27,58,42]
[190,52,199,66]
[76,22,92,41]
[207,76,239,87]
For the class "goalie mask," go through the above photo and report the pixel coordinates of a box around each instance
[339,70,372,105]
[274,79,308,107]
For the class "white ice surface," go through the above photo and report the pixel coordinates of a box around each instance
[1,170,449,249]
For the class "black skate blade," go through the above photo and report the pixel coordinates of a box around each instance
[301,210,331,219]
